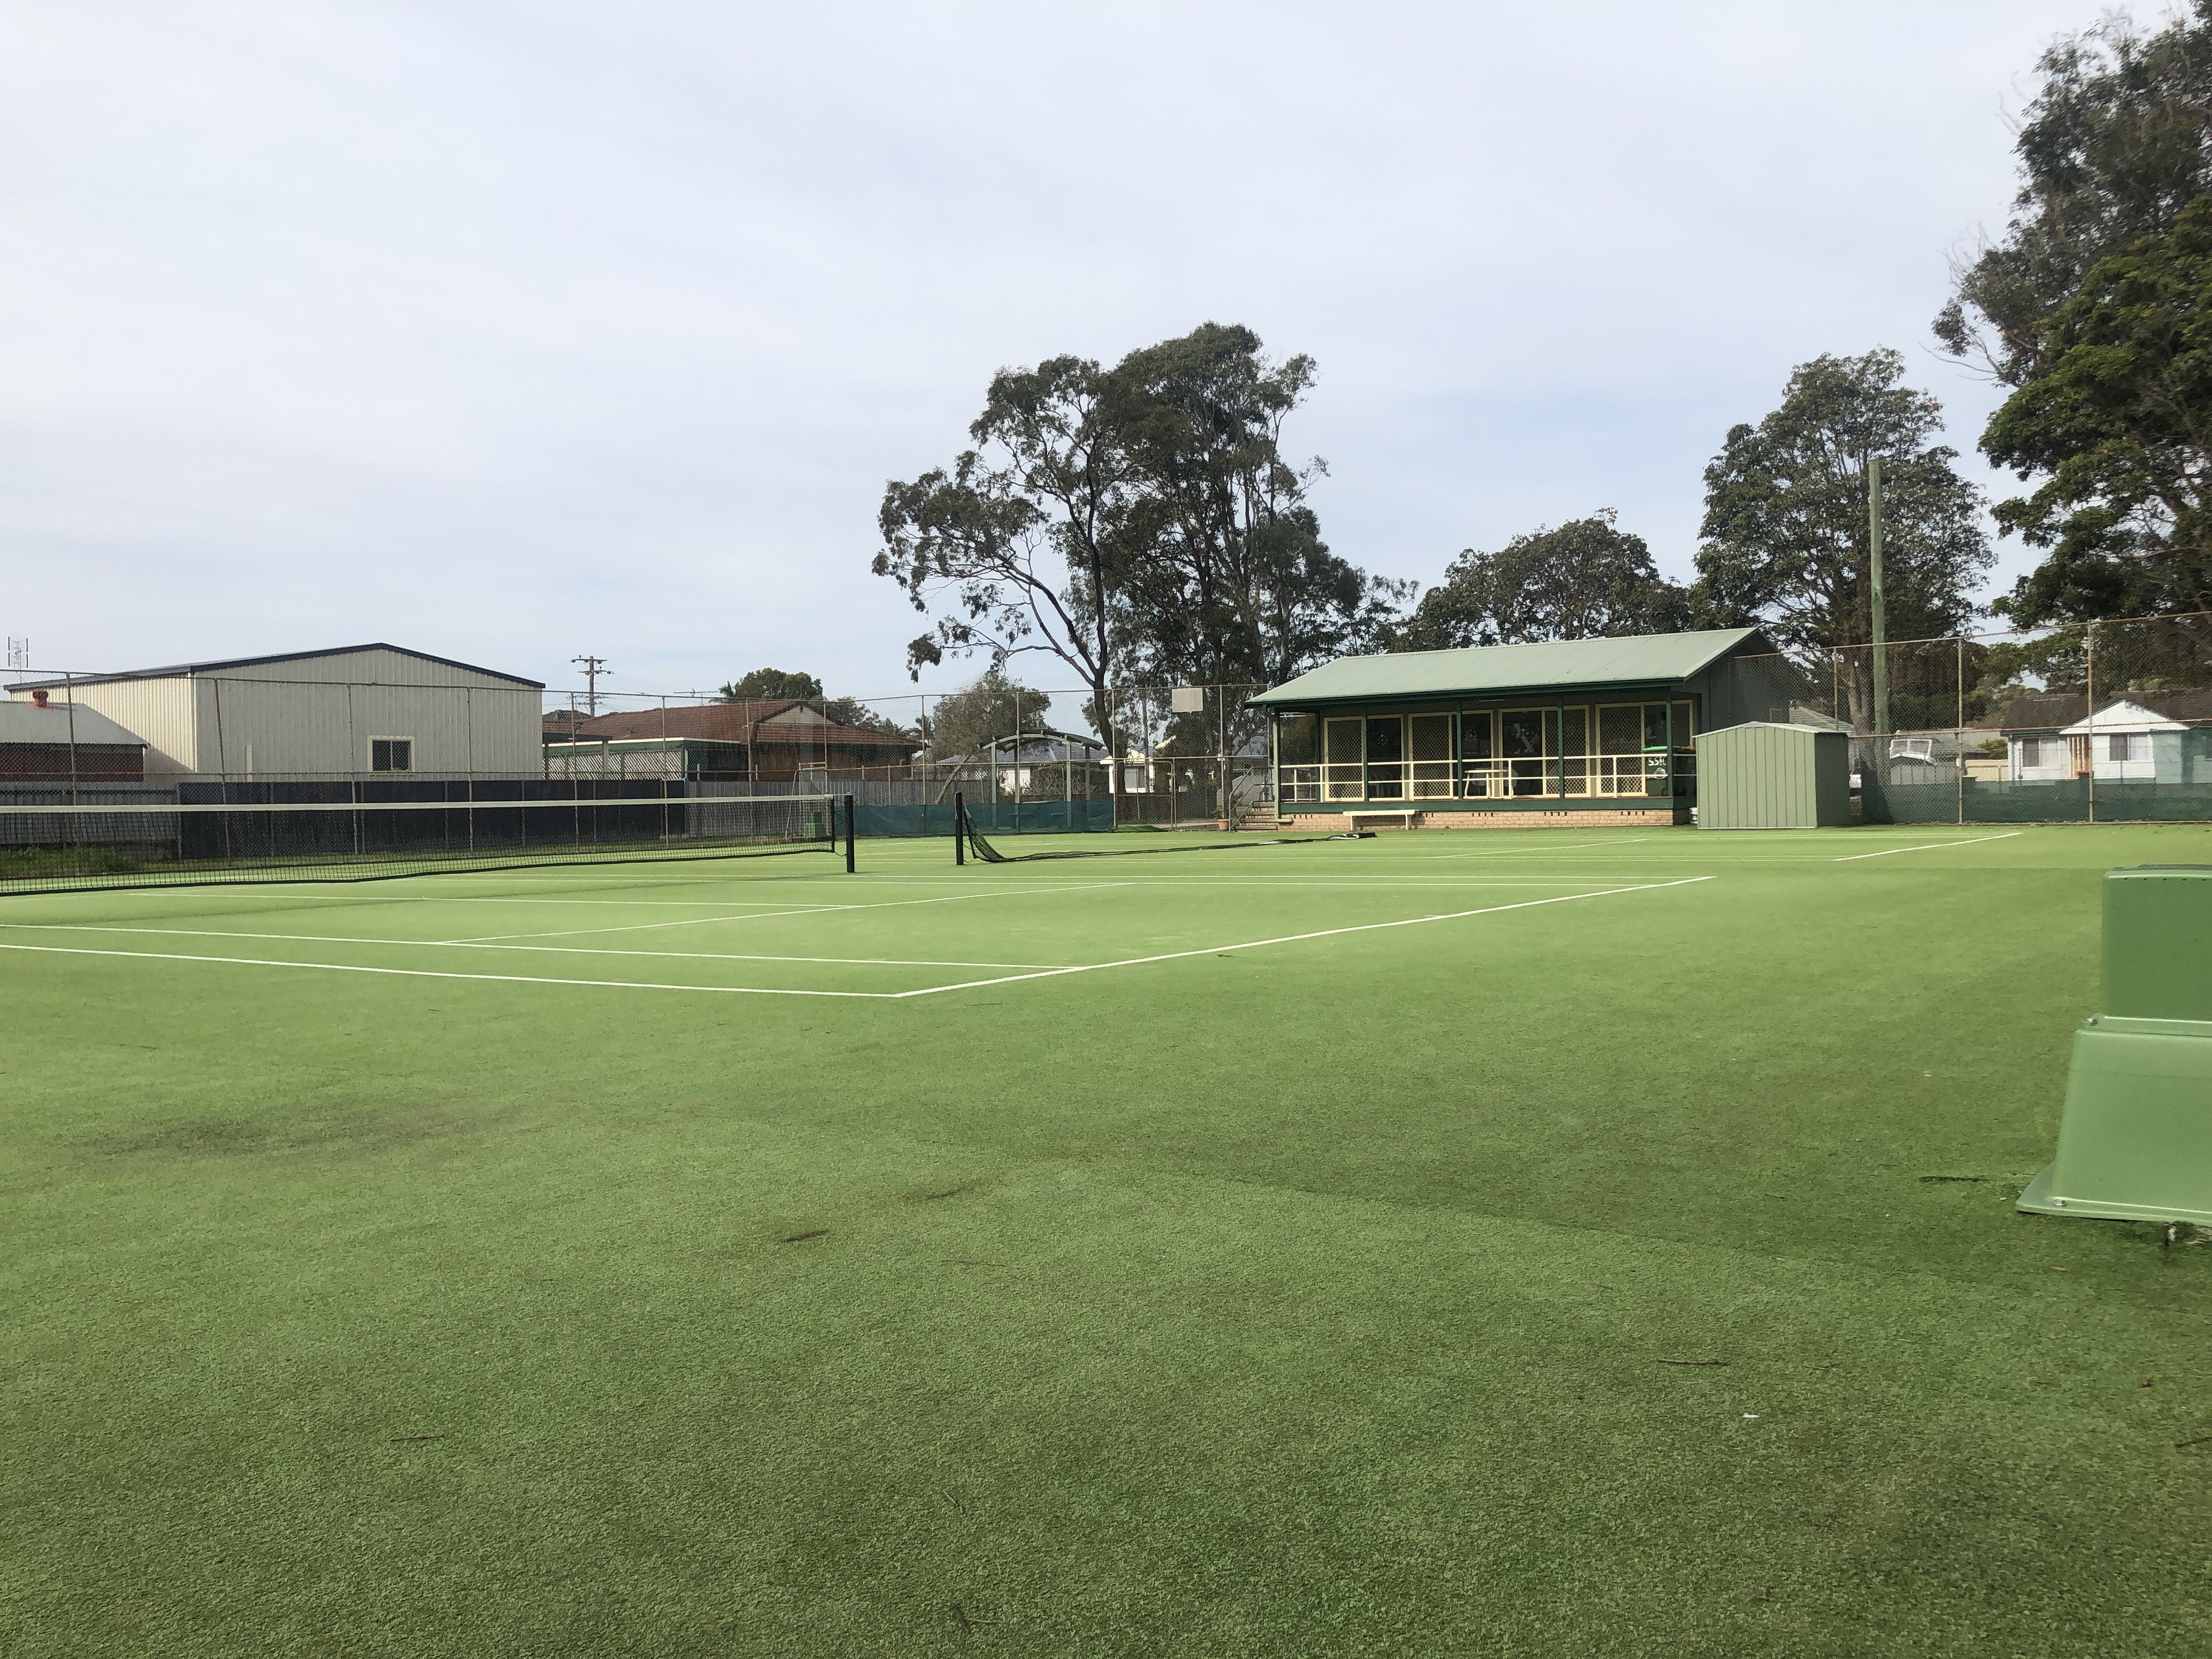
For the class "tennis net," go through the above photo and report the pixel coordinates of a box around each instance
[953,795,1344,864]
[0,788,844,895]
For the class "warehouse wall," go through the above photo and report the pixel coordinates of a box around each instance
[197,653,540,777]
[14,650,541,779]
[14,680,201,775]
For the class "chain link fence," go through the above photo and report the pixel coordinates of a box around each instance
[539,680,1276,828]
[1739,613,2212,824]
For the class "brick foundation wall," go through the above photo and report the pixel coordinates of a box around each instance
[1283,805,1686,831]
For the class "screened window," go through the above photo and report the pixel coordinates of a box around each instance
[1499,709,1553,796]
[1365,716,1406,799]
[371,737,414,772]
[1323,718,1364,801]
[1275,713,1321,803]
[2109,733,2145,761]
[1409,713,1454,798]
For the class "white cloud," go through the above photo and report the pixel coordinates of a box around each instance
[0,0,2090,722]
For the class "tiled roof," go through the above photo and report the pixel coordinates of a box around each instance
[545,700,923,752]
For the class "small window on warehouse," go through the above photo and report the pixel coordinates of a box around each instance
[370,737,414,772]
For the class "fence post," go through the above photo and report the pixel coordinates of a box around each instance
[2086,622,2097,825]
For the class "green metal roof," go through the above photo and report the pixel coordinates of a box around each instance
[1245,628,1770,709]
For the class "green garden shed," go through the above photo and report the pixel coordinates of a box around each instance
[1695,721,1850,830]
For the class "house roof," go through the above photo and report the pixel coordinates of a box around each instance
[1245,628,1773,709]
[2001,689,2212,731]
[2062,697,2192,735]
[0,700,145,746]
[7,643,543,691]
[547,700,924,753]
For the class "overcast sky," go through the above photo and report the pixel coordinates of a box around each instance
[3,0,2108,719]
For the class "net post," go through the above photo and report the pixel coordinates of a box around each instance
[844,793,856,873]
[954,792,966,865]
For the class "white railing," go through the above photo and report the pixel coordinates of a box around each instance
[1280,753,1689,803]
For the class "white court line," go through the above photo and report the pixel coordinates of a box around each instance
[0,877,1710,999]
[1432,837,1649,859]
[444,882,1127,943]
[857,878,1629,886]
[0,944,888,998]
[444,898,858,911]
[890,879,1712,996]
[1832,833,2023,861]
[0,925,1062,969]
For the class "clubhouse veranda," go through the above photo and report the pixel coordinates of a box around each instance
[1252,628,1795,830]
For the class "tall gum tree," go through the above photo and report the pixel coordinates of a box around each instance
[1105,324,1408,696]
[877,325,1407,780]
[1939,5,2212,625]
[1982,198,2212,627]
[1692,349,1991,735]
[1395,512,1688,650]
[874,356,1132,780]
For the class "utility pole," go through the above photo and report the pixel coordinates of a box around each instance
[571,655,608,716]
[1869,458,1889,739]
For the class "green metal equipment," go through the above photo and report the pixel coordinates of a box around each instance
[2018,866,2212,1226]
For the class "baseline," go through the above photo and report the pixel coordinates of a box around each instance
[444,882,1128,943]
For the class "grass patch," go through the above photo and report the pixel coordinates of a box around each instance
[4,824,2211,1655]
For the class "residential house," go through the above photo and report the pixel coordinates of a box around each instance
[2001,690,2212,782]
[544,700,924,781]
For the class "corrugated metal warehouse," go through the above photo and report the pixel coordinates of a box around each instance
[5,645,544,780]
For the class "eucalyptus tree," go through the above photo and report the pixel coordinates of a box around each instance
[1937,5,2212,392]
[1692,349,1991,733]
[1396,511,1686,651]
[1940,6,2212,625]
[876,325,1406,780]
[1105,322,1407,692]
[874,354,1134,769]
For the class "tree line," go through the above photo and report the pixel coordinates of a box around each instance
[839,5,2212,753]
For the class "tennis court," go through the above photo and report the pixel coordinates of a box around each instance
[5,823,2211,1656]
[0,836,1720,1000]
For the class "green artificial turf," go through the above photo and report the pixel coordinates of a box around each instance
[4,824,2211,1656]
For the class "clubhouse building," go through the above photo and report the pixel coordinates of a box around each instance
[1249,628,1793,830]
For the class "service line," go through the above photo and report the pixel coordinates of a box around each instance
[1831,832,2023,861]
[442,881,1130,943]
[1430,837,1650,859]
